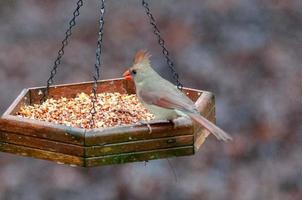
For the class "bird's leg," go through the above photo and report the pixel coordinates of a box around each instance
[168,120,177,129]
[137,121,152,134]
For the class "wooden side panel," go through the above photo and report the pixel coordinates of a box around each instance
[2,89,30,116]
[85,146,194,167]
[183,88,203,102]
[0,142,84,166]
[194,91,216,150]
[29,78,129,103]
[85,120,194,146]
[0,131,193,158]
[0,131,84,156]
[0,142,193,167]
[85,135,193,157]
[29,79,206,103]
[124,80,136,94]
[0,117,85,145]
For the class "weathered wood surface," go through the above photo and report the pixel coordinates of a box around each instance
[2,89,30,116]
[86,135,193,157]
[0,130,193,157]
[29,78,130,103]
[0,117,85,145]
[0,131,84,156]
[0,142,83,166]
[124,79,136,94]
[86,120,193,146]
[85,146,194,167]
[182,88,203,102]
[0,142,193,167]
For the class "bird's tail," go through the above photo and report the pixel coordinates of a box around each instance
[187,113,232,141]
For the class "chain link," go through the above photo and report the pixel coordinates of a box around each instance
[141,0,183,90]
[41,0,84,103]
[90,0,106,129]
[40,0,180,128]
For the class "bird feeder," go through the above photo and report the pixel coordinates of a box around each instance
[0,0,216,167]
[0,79,215,167]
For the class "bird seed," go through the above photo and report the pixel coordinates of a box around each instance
[16,92,154,129]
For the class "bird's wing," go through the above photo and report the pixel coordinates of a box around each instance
[139,87,233,141]
[138,88,196,113]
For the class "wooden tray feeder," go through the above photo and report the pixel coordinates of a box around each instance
[0,79,215,167]
[0,1,216,167]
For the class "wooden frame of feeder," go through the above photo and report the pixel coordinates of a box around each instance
[0,78,215,167]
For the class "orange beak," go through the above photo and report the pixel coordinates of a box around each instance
[123,69,132,81]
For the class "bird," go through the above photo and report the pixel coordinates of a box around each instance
[123,50,232,141]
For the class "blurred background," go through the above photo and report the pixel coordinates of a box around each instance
[0,0,302,199]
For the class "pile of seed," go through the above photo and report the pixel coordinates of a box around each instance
[16,92,154,129]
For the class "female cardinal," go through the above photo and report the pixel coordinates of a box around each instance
[123,50,232,141]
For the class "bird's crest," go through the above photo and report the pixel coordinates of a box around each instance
[134,50,151,65]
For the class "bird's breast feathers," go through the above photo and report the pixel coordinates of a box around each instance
[143,103,180,120]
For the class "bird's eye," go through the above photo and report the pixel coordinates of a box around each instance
[132,70,137,75]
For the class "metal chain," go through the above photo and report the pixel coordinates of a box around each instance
[141,0,183,89]
[41,0,84,103]
[90,0,106,129]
